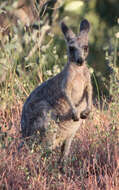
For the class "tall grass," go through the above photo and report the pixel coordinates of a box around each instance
[0,21,119,189]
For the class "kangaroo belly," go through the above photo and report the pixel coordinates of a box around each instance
[71,87,85,105]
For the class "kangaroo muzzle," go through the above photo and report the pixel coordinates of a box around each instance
[76,57,83,65]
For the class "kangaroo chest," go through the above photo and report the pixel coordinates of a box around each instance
[71,72,87,104]
[52,68,87,115]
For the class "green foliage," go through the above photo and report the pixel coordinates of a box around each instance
[0,25,65,110]
[107,37,119,130]
[0,0,119,108]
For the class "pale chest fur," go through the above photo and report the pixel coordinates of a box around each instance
[67,63,89,104]
[53,63,89,116]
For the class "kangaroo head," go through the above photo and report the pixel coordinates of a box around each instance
[61,19,90,65]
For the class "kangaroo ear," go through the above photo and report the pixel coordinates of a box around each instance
[80,19,90,33]
[61,21,76,41]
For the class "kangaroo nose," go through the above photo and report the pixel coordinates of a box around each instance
[77,57,83,64]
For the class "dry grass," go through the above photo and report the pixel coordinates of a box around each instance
[0,101,119,190]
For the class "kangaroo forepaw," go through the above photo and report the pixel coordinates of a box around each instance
[72,110,79,121]
[80,108,90,119]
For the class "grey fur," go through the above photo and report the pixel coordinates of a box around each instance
[21,19,92,161]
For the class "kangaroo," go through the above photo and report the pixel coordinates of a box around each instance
[21,19,92,161]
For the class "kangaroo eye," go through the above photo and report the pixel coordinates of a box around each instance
[84,46,88,52]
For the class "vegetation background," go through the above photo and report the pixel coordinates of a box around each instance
[0,0,119,189]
